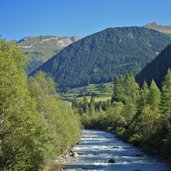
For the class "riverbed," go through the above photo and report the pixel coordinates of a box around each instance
[65,130,171,171]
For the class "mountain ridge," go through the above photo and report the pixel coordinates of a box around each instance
[144,22,171,35]
[18,35,81,74]
[32,26,171,89]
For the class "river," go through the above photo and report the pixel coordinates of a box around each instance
[65,130,171,171]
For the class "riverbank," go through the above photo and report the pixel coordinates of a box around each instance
[42,146,79,171]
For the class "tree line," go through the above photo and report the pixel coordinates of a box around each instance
[73,71,171,160]
[0,40,80,170]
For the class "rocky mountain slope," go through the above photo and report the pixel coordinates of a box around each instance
[144,22,171,35]
[18,35,81,73]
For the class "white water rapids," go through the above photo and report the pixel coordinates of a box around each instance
[65,130,171,171]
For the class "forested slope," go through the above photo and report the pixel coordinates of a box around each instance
[33,27,171,89]
[136,44,171,87]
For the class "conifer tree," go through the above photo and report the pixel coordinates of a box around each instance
[161,69,171,124]
[148,80,161,113]
[82,96,89,113]
[137,81,150,114]
[89,96,95,114]
[160,69,171,139]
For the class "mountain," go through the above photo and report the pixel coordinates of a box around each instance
[32,27,171,89]
[18,35,81,74]
[136,44,171,88]
[144,22,171,35]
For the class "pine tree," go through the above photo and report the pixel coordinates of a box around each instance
[89,96,95,114]
[148,80,161,113]
[121,74,140,122]
[159,69,171,156]
[82,96,89,113]
[160,69,171,139]
[137,81,150,114]
[161,69,171,124]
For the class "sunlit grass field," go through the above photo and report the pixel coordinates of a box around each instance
[62,82,113,102]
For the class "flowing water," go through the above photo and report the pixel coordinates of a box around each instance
[65,130,171,171]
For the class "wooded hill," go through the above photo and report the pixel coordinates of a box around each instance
[32,27,171,89]
[136,44,171,88]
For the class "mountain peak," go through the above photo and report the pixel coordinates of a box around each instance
[144,21,159,27]
[144,22,171,35]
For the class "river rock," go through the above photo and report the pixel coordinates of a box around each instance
[93,152,97,155]
[70,151,78,157]
[134,153,144,157]
[108,159,116,163]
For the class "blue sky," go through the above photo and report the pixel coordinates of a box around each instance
[1,0,171,40]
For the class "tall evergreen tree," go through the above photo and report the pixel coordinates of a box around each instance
[148,80,161,113]
[89,96,95,114]
[160,69,171,144]
[82,97,89,113]
[137,81,150,114]
[161,69,171,125]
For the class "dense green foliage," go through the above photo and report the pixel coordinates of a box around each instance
[73,71,171,160]
[33,27,171,89]
[136,44,171,88]
[18,36,80,74]
[0,40,80,170]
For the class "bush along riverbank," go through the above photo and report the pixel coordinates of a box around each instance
[72,71,171,163]
[0,40,81,171]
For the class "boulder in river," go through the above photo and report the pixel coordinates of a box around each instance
[134,153,144,157]
[108,159,116,163]
[93,152,97,155]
